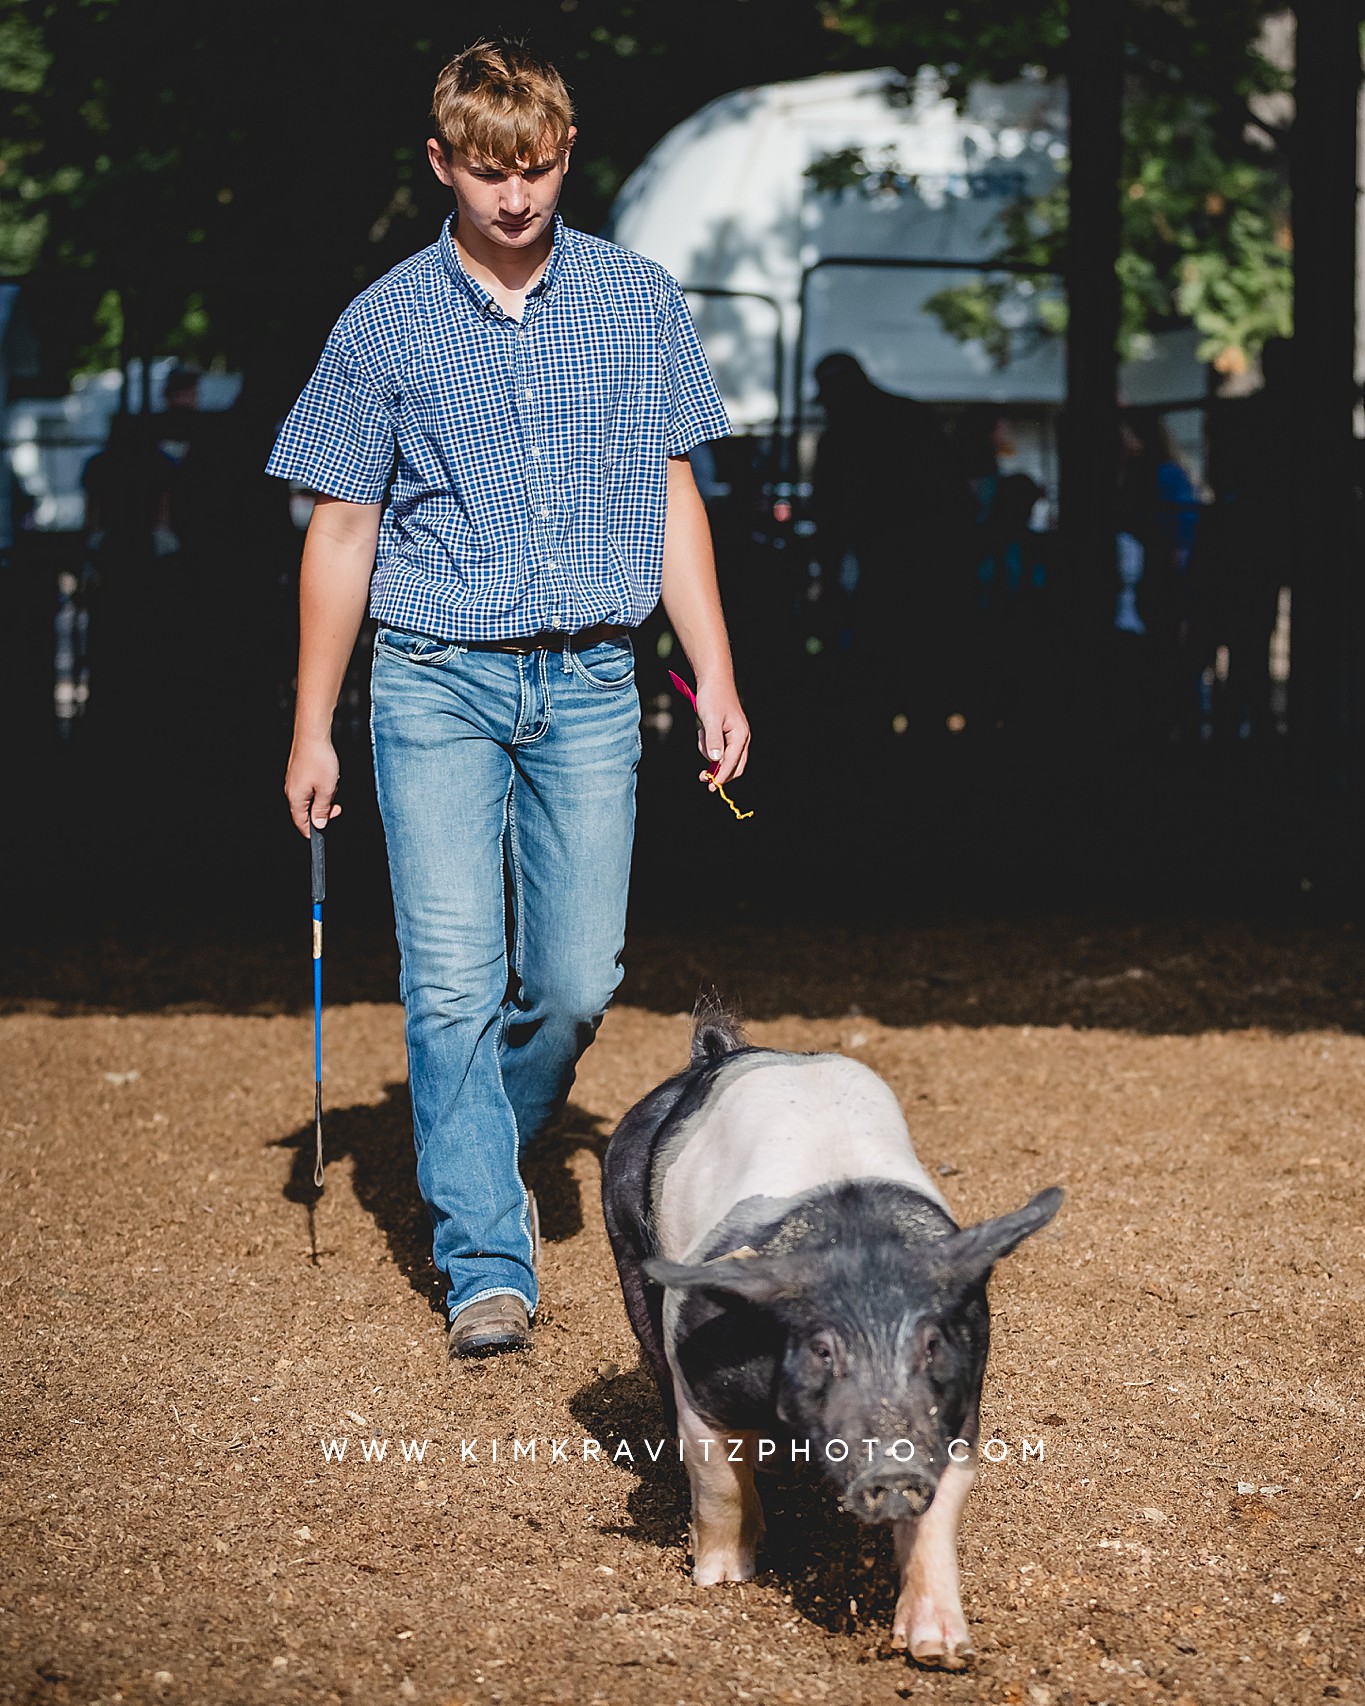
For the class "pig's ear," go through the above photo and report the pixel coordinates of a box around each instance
[935,1186,1064,1287]
[643,1253,800,1307]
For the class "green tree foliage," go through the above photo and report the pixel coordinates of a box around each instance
[817,0,1070,92]
[0,1,53,276]
[0,0,879,392]
[1,0,1294,390]
[813,0,1293,373]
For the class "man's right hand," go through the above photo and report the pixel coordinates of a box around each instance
[286,736,343,838]
[284,494,383,839]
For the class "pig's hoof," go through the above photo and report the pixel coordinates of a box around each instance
[691,1550,758,1586]
[908,1635,974,1672]
[890,1605,974,1670]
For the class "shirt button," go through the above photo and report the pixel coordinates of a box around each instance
[539,509,550,519]
[547,562,557,572]
[530,446,541,458]
[524,387,533,400]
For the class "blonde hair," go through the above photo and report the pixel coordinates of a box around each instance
[430,40,573,167]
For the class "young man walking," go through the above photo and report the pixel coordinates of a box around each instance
[267,42,748,1361]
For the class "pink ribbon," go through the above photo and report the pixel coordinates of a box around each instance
[669,670,717,774]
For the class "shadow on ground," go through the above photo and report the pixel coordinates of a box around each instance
[571,1360,968,1641]
[7,911,1363,1036]
[273,1091,611,1318]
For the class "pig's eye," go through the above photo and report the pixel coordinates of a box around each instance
[811,1332,838,1369]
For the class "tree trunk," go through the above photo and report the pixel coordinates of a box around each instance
[1060,0,1125,674]
[1290,2,1362,779]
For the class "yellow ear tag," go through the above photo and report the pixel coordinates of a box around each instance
[709,778,754,822]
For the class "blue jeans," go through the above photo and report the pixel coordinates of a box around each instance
[370,626,640,1321]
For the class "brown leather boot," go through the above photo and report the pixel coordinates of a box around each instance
[447,1293,531,1359]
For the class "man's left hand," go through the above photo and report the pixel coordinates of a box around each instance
[694,681,750,790]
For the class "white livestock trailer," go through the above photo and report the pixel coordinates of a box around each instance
[606,67,1208,496]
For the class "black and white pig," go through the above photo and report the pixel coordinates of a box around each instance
[601,1009,1063,1670]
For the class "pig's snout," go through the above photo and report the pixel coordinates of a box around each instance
[843,1464,936,1524]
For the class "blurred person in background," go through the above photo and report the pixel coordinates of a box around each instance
[1197,339,1296,743]
[80,411,177,732]
[812,352,955,736]
[968,469,1051,734]
[1117,408,1202,736]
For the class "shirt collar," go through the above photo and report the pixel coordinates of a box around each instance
[439,212,568,319]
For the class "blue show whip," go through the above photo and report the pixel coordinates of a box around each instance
[310,821,326,1190]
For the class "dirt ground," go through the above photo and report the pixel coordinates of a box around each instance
[2,916,1362,1706]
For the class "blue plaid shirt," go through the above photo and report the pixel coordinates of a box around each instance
[266,213,730,640]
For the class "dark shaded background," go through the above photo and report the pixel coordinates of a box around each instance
[2,0,1362,1010]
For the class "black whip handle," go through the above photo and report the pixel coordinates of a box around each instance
[310,821,326,903]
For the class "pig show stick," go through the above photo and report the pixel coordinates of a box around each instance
[668,670,753,820]
[310,821,326,1211]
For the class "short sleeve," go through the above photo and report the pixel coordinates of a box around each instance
[660,278,730,457]
[264,319,396,501]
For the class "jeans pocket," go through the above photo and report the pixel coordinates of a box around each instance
[375,626,458,666]
[567,636,635,692]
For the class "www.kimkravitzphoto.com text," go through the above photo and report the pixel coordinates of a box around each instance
[316,1434,1048,1468]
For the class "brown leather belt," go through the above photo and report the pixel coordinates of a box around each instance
[461,621,630,655]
